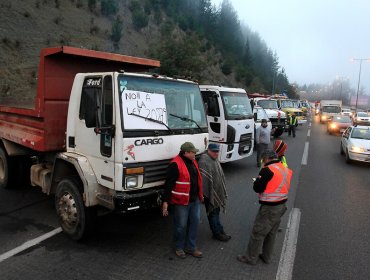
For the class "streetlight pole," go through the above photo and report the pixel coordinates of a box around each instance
[352,58,370,112]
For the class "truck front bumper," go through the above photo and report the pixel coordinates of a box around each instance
[114,188,164,213]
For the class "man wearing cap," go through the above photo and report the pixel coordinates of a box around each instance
[162,142,203,259]
[198,143,231,242]
[288,112,297,137]
[256,119,272,167]
[237,149,292,265]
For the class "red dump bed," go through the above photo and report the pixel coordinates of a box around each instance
[0,46,160,152]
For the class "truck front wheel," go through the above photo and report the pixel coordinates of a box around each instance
[55,178,96,240]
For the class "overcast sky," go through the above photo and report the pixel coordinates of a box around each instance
[213,0,370,92]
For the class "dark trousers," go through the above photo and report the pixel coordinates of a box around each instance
[288,125,296,137]
[246,204,287,263]
[257,143,269,164]
[204,197,225,236]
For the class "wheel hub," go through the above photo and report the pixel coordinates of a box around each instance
[57,192,78,226]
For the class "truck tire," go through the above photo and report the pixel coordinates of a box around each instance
[340,143,344,155]
[0,147,16,189]
[55,178,96,241]
[273,128,283,138]
[0,147,10,188]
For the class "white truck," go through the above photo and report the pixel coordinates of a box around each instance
[319,100,342,123]
[252,97,287,137]
[0,46,209,240]
[199,86,254,163]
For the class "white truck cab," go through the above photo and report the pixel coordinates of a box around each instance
[199,85,254,163]
[252,97,287,137]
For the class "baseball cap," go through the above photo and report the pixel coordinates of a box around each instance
[180,142,199,153]
[208,143,220,152]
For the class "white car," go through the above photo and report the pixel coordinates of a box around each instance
[340,125,370,163]
[341,108,352,117]
[352,112,370,126]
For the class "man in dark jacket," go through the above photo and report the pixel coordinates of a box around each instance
[162,142,203,259]
[237,149,292,265]
[198,143,231,242]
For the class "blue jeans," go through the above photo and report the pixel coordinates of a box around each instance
[204,197,224,236]
[173,199,200,250]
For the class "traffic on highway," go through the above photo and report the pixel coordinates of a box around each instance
[1,97,369,280]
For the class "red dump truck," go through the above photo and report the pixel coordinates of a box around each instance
[0,46,209,240]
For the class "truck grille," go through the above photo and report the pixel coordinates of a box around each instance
[238,133,252,154]
[124,154,203,184]
[124,159,170,184]
[270,117,286,127]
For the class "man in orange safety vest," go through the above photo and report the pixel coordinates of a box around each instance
[237,149,292,265]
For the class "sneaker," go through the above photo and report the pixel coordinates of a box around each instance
[213,233,231,242]
[175,249,186,259]
[184,248,203,258]
[236,255,257,265]
[259,254,270,264]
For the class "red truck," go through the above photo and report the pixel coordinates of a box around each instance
[0,46,209,240]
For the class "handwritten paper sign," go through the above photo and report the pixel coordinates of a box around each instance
[122,89,168,129]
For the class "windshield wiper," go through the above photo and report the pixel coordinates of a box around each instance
[169,114,202,130]
[128,113,173,133]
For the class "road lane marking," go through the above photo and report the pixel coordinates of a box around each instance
[307,129,311,137]
[276,208,301,280]
[0,227,62,263]
[301,142,309,165]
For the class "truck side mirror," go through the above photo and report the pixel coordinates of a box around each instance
[254,112,257,121]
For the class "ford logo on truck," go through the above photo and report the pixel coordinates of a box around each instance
[135,138,164,146]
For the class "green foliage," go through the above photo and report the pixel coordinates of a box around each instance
[88,0,96,11]
[153,32,204,79]
[221,63,232,75]
[151,0,293,94]
[101,0,118,16]
[111,16,123,43]
[132,10,148,30]
[129,0,140,12]
[129,1,149,30]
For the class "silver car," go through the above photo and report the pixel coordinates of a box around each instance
[352,112,370,126]
[340,125,370,163]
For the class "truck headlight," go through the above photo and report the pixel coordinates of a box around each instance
[322,115,327,120]
[125,176,138,189]
[330,123,337,129]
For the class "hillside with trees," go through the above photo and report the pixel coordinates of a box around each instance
[0,0,297,107]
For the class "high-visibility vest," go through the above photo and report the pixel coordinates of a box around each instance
[289,116,297,125]
[259,162,292,203]
[169,155,203,205]
[281,156,288,168]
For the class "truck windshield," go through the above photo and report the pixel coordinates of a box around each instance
[255,107,269,121]
[118,75,207,133]
[322,106,341,113]
[280,100,294,108]
[220,91,253,120]
[257,100,279,109]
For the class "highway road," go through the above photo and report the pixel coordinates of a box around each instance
[0,115,369,280]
